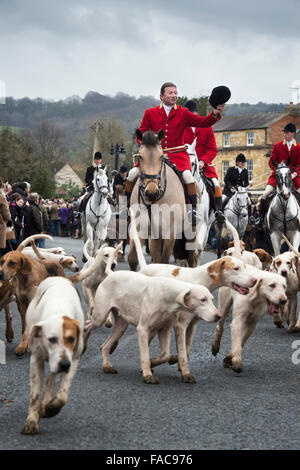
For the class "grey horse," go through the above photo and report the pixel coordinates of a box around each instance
[224,186,249,240]
[267,161,300,256]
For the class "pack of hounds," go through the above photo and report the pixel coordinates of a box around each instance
[0,213,299,435]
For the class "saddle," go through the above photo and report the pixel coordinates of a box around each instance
[162,156,190,204]
[79,191,92,212]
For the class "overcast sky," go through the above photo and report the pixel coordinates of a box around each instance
[1,0,299,103]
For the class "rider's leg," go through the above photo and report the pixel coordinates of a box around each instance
[125,167,140,204]
[181,170,200,225]
[255,185,275,225]
[211,178,225,222]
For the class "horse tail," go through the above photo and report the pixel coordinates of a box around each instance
[225,220,243,260]
[17,234,53,252]
[69,244,107,283]
[281,233,300,256]
[129,209,147,270]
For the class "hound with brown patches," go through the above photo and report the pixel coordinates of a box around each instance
[212,270,287,373]
[21,277,84,435]
[0,281,15,343]
[222,246,263,270]
[0,250,51,355]
[270,252,300,332]
[21,247,108,435]
[30,241,66,277]
[253,249,273,270]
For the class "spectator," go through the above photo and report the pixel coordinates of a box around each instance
[23,192,43,242]
[58,203,69,237]
[0,178,13,256]
[38,196,50,248]
[9,194,26,247]
[68,203,75,238]
[49,200,60,236]
[73,210,82,239]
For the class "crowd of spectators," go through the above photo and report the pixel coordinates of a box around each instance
[0,178,82,256]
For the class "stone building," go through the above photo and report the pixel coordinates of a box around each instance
[213,103,300,197]
[54,163,83,191]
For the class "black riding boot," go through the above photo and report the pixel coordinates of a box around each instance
[255,198,267,227]
[215,196,226,223]
[187,193,200,226]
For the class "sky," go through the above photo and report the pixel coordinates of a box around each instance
[1,0,300,104]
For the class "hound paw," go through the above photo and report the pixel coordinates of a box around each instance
[211,344,220,356]
[103,365,117,374]
[223,356,233,368]
[44,398,65,418]
[274,322,284,329]
[6,331,14,343]
[21,420,39,435]
[143,375,160,384]
[15,346,27,356]
[181,373,197,384]
[105,319,113,328]
[168,355,178,365]
[232,364,243,373]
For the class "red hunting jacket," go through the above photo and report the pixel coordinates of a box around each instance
[136,104,220,172]
[184,126,218,178]
[267,140,300,190]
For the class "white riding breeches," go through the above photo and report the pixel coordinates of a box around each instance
[127,166,195,184]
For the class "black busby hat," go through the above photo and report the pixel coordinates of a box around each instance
[209,86,231,109]
[94,151,102,160]
[283,123,296,133]
[183,100,198,113]
[119,165,128,173]
[236,153,246,163]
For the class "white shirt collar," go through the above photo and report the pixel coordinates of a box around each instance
[163,104,173,116]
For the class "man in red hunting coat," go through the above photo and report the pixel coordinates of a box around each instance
[256,122,300,225]
[125,82,225,224]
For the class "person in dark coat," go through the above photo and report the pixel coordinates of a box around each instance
[222,154,249,207]
[9,194,26,247]
[23,193,43,240]
[85,152,105,188]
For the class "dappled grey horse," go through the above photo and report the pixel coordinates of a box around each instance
[267,161,300,256]
[84,169,112,256]
[224,186,249,240]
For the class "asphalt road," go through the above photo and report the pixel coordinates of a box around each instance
[1,236,300,450]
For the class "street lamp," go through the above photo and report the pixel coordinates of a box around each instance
[110,143,125,170]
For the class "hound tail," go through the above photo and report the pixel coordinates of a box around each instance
[225,220,243,260]
[129,208,147,271]
[83,240,92,261]
[69,244,107,283]
[30,241,47,260]
[17,234,53,252]
[281,233,300,257]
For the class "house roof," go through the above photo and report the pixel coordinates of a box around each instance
[213,112,286,132]
[54,164,83,188]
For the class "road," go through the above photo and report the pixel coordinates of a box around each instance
[1,236,300,450]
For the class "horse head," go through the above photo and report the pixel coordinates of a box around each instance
[94,169,109,196]
[136,129,165,202]
[233,186,248,217]
[275,162,292,200]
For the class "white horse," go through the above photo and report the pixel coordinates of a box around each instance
[224,186,249,240]
[187,140,215,264]
[267,161,300,256]
[84,169,112,256]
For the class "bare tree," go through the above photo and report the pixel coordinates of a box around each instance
[30,121,66,175]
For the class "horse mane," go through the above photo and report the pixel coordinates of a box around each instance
[141,130,160,147]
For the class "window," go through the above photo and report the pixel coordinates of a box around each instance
[246,159,253,184]
[223,133,230,147]
[222,160,230,183]
[247,132,254,146]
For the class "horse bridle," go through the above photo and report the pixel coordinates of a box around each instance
[138,156,167,204]
[227,189,248,217]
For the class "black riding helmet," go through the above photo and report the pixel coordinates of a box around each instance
[236,153,246,164]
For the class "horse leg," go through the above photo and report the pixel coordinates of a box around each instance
[161,238,175,264]
[86,222,95,256]
[270,232,281,256]
[128,239,138,271]
[149,238,162,263]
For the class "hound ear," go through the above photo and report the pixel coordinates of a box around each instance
[271,158,278,168]
[222,250,228,257]
[176,290,192,308]
[135,129,143,142]
[71,254,77,260]
[207,259,225,284]
[20,255,32,275]
[28,324,43,352]
[270,259,276,272]
[157,129,164,142]
[248,278,263,300]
